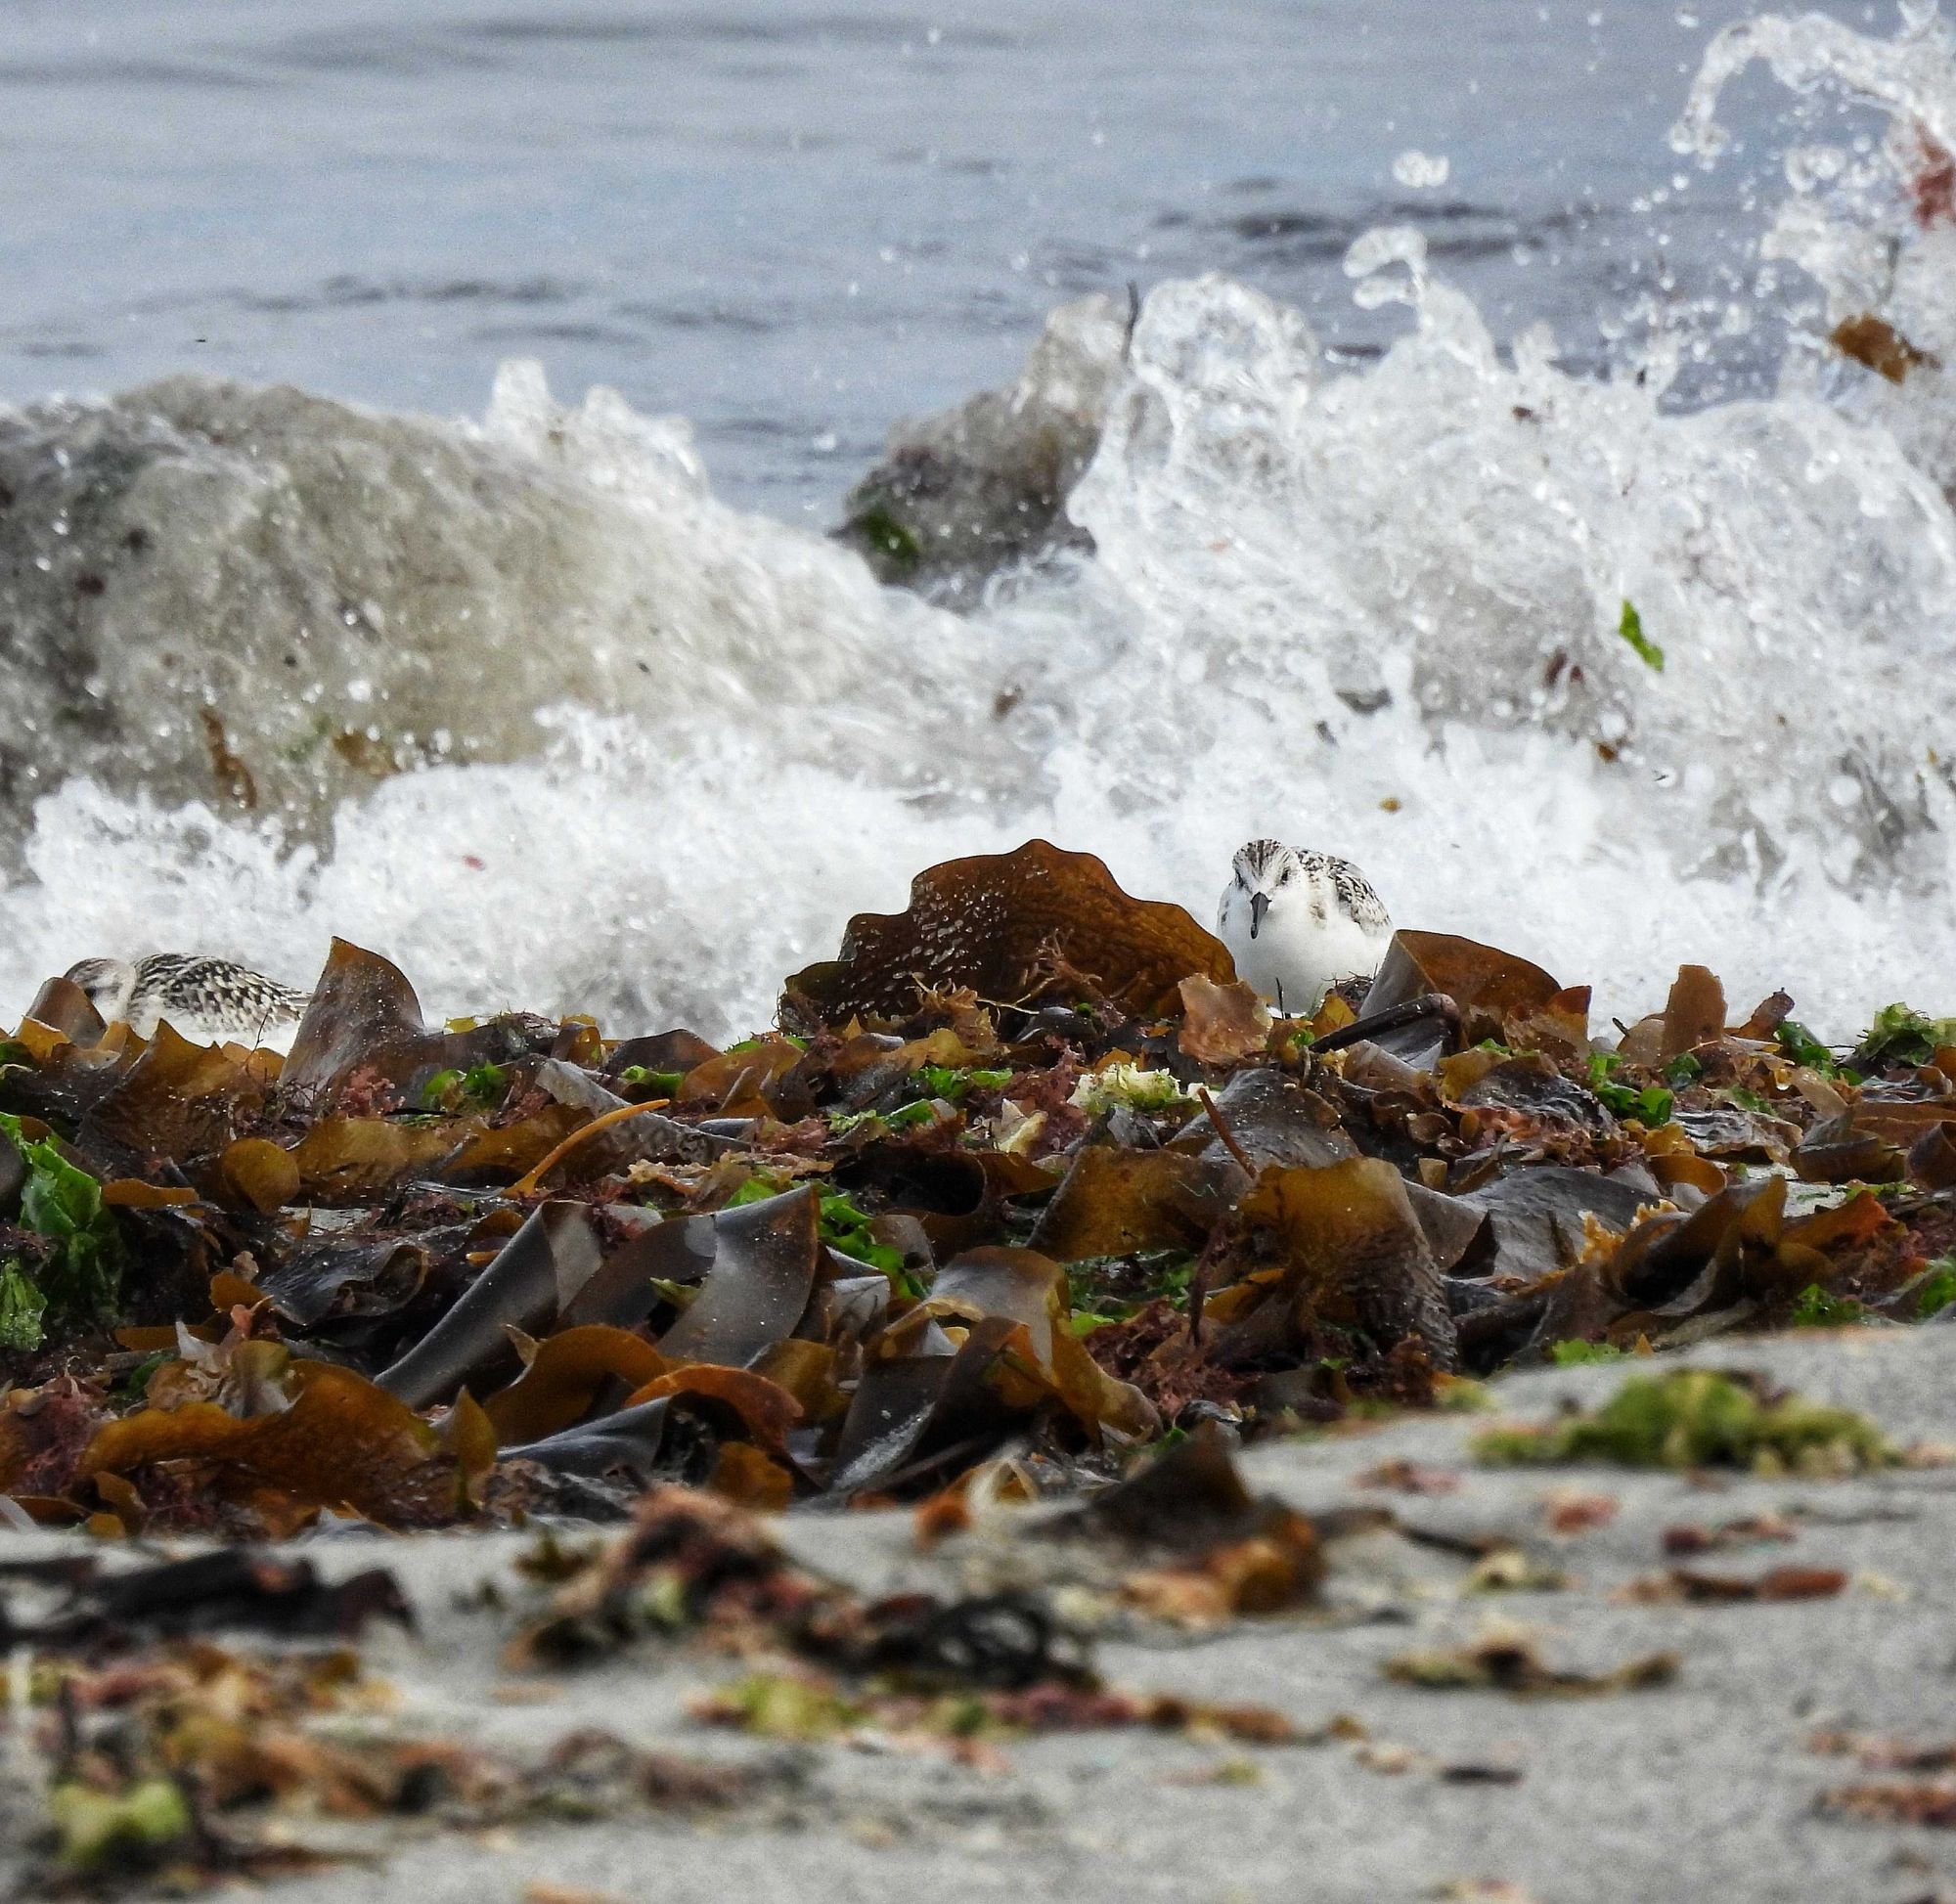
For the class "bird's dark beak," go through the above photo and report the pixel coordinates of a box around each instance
[1249,891,1268,940]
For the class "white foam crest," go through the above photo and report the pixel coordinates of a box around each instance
[1025,255,1956,1031]
[7,674,1950,1047]
[1671,3,1956,162]
[1061,268,1956,864]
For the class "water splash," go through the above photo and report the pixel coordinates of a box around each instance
[1671,3,1956,162]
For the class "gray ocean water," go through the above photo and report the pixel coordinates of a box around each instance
[0,0,1885,514]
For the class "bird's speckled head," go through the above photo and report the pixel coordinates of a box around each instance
[1221,839,1393,940]
[1226,839,1305,939]
[64,956,139,1024]
[1230,838,1302,897]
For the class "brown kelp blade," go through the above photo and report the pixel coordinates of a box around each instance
[780,838,1235,1029]
[80,1025,270,1178]
[651,1185,826,1367]
[1027,1146,1237,1261]
[1177,976,1272,1066]
[1364,930,1584,1055]
[481,1324,671,1445]
[257,1233,432,1332]
[1215,1157,1459,1372]
[20,975,109,1049]
[1173,1067,1356,1173]
[828,1314,1030,1497]
[282,938,537,1108]
[923,1247,1157,1439]
[79,1361,453,1529]
[1454,1167,1666,1283]
[378,1202,613,1408]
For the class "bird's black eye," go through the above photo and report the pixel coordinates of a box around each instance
[1278,866,1295,886]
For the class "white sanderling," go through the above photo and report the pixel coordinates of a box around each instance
[1216,837,1394,1017]
[63,954,311,1052]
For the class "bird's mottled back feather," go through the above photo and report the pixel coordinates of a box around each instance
[1301,853,1391,930]
[133,953,308,1021]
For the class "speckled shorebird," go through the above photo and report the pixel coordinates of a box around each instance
[63,954,311,1052]
[1217,838,1394,1017]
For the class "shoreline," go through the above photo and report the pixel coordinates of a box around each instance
[5,1330,1955,1901]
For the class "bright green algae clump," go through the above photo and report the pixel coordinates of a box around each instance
[47,1778,192,1873]
[0,1111,125,1350]
[1474,1368,1899,1475]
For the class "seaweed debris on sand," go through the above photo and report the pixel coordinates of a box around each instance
[0,836,1953,1538]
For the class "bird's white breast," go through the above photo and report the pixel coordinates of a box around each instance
[1218,884,1390,1016]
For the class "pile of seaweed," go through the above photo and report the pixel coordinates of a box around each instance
[1,839,1953,1540]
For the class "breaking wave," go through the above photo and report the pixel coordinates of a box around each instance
[5,6,1956,1041]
